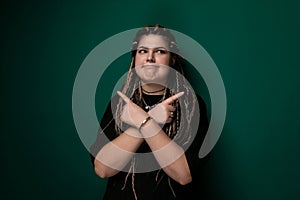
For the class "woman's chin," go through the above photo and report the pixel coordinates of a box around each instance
[141,77,157,83]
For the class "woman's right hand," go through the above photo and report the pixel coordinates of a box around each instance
[148,92,184,124]
[117,91,149,129]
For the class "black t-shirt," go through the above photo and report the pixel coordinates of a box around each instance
[90,93,209,200]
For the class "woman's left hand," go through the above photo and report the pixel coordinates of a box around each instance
[148,92,184,124]
[117,91,149,128]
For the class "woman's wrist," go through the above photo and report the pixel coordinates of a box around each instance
[125,116,162,139]
[139,118,162,138]
[124,127,144,139]
[138,116,152,131]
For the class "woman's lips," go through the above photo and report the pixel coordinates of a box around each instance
[141,65,159,79]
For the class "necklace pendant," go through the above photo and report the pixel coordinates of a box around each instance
[145,105,150,110]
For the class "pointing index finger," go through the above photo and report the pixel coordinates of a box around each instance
[117,91,130,103]
[165,91,184,104]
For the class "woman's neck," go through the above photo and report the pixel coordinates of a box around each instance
[141,83,165,95]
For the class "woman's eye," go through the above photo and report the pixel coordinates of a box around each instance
[156,49,167,54]
[138,49,147,54]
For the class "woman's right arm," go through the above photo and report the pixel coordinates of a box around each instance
[94,128,144,178]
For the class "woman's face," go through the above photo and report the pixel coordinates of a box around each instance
[135,34,171,85]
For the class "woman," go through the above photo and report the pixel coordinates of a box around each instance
[90,24,209,200]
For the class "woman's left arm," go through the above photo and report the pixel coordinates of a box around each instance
[140,119,192,185]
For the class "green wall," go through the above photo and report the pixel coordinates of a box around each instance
[1,0,299,199]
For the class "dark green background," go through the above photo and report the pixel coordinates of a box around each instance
[1,0,299,199]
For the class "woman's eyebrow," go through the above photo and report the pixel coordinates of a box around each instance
[137,46,167,49]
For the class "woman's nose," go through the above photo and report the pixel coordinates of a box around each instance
[146,51,155,63]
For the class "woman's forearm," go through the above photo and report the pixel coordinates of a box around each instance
[94,128,144,178]
[141,119,192,185]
